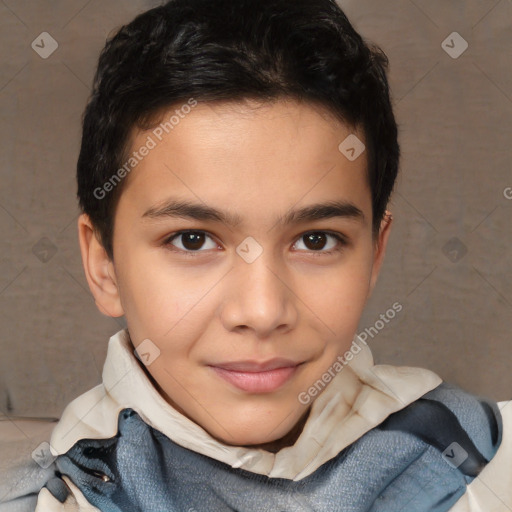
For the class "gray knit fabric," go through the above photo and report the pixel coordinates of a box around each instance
[37,381,503,512]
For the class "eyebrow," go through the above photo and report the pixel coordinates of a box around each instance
[142,198,365,227]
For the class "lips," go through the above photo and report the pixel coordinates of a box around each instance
[212,358,299,372]
[209,358,302,393]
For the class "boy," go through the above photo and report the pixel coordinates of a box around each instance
[2,0,510,510]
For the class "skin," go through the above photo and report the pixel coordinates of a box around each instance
[78,98,393,451]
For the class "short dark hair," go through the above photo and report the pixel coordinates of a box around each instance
[77,0,400,260]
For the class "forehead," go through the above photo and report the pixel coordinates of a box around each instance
[117,98,371,226]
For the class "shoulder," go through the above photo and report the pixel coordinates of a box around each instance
[377,381,502,478]
[374,381,511,511]
[0,418,58,511]
[420,381,502,469]
[449,400,512,511]
[0,381,120,512]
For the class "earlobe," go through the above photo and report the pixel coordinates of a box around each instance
[367,211,393,299]
[77,213,125,318]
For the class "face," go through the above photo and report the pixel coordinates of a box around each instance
[79,98,392,448]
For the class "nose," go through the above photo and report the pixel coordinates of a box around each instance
[219,251,298,338]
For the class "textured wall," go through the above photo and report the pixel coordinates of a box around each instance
[0,0,510,423]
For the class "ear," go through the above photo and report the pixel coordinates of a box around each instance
[367,211,393,299]
[77,213,124,317]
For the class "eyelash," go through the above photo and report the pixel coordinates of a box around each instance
[162,230,348,257]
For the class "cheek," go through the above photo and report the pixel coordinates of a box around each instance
[117,250,216,345]
[308,248,373,303]
[304,255,373,343]
[115,249,174,332]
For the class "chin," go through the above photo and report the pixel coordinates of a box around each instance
[213,416,302,449]
[213,427,281,447]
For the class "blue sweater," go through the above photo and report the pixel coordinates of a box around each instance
[42,381,502,512]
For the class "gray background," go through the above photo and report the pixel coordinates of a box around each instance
[0,0,510,422]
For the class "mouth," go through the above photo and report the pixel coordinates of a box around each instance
[208,358,303,393]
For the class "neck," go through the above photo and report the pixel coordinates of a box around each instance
[246,408,311,453]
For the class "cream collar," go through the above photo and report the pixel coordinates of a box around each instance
[50,329,442,480]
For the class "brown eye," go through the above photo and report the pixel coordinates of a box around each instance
[303,232,328,250]
[164,231,218,253]
[179,232,206,250]
[293,231,347,254]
